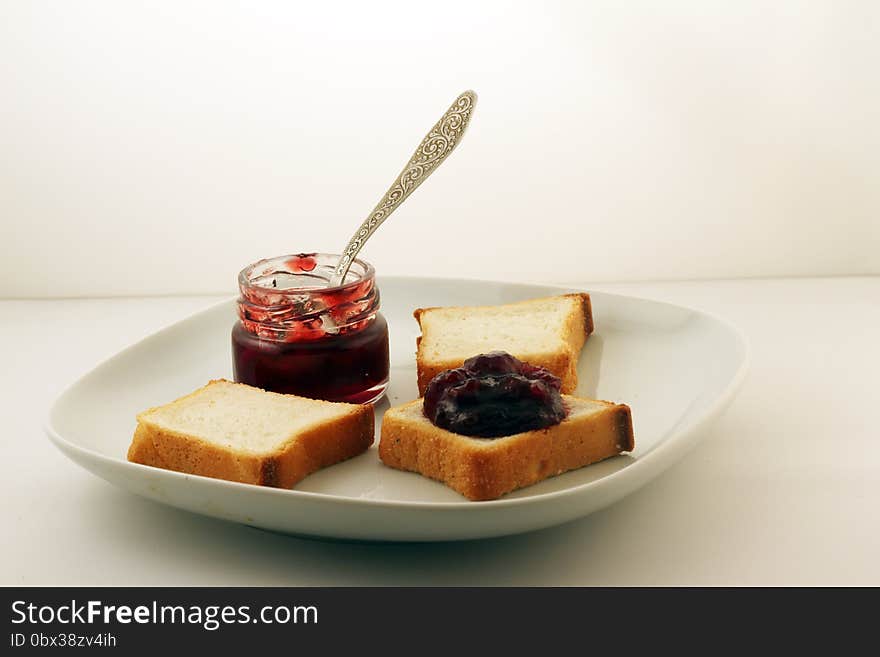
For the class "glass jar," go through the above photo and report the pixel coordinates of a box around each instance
[232,253,389,404]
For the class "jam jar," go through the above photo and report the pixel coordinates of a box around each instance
[232,253,389,404]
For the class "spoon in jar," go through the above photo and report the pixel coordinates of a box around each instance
[328,90,478,287]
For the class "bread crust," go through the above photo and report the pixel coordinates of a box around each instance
[378,396,633,501]
[413,293,593,395]
[127,382,374,489]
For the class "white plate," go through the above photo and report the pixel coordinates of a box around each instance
[46,277,748,541]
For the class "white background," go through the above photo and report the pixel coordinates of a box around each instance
[2,3,879,586]
[2,0,878,298]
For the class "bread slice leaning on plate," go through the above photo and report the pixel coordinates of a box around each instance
[379,396,633,501]
[127,379,374,488]
[413,293,593,395]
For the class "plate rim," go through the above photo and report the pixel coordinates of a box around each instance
[45,276,751,511]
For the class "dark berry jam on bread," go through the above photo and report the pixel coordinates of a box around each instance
[422,351,567,438]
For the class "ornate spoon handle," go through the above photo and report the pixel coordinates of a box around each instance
[330,90,478,286]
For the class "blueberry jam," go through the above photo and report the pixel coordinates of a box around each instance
[423,352,567,438]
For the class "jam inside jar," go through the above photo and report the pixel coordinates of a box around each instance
[232,253,389,404]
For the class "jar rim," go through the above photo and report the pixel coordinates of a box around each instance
[238,253,375,296]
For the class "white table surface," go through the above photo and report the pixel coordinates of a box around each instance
[3,277,878,586]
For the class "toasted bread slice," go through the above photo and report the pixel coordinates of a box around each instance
[378,396,632,501]
[127,379,374,488]
[413,293,593,395]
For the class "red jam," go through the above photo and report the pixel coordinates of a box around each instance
[232,253,389,404]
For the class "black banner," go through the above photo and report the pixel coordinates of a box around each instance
[0,587,871,651]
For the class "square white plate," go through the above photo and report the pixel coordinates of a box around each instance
[47,277,748,541]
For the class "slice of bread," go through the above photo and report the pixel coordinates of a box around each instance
[127,379,374,488]
[413,293,593,395]
[378,396,633,501]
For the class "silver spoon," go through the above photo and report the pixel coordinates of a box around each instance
[329,90,478,287]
